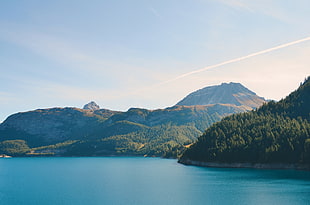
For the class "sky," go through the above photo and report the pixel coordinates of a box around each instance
[1,0,310,122]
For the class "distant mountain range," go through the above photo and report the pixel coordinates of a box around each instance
[179,77,310,170]
[0,82,267,157]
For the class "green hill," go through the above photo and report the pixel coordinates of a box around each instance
[0,83,266,157]
[179,77,310,169]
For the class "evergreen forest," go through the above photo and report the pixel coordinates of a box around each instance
[180,77,310,165]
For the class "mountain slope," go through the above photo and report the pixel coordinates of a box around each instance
[179,77,310,168]
[64,104,251,157]
[0,83,267,157]
[176,82,266,108]
[0,107,117,146]
[258,80,310,120]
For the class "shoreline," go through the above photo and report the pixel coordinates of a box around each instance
[0,154,12,158]
[178,159,310,171]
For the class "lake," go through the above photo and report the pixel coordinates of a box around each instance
[0,157,310,205]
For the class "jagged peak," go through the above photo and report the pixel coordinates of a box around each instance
[83,101,100,110]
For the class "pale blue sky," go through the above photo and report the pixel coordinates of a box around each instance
[1,0,310,122]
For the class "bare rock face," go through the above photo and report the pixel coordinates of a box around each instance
[83,101,100,110]
[176,82,267,109]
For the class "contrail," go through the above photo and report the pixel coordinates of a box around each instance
[128,36,310,96]
[159,36,310,85]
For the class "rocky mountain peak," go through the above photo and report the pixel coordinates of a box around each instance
[176,82,266,108]
[83,101,100,110]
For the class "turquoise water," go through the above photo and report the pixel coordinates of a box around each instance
[0,157,310,205]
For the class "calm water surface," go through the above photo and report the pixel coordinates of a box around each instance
[0,157,309,205]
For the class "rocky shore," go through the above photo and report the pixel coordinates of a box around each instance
[178,159,310,171]
[0,154,12,158]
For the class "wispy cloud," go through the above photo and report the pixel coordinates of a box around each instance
[0,23,164,89]
[0,26,108,72]
[217,0,254,12]
[157,35,310,85]
[149,7,163,19]
[217,0,310,25]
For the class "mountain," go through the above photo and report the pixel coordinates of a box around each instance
[179,77,310,169]
[176,82,266,109]
[83,101,100,110]
[66,104,253,157]
[0,107,118,146]
[0,83,267,157]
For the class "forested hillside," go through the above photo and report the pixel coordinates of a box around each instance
[179,77,310,167]
[0,105,241,157]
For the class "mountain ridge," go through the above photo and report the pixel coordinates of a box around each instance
[0,82,267,157]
